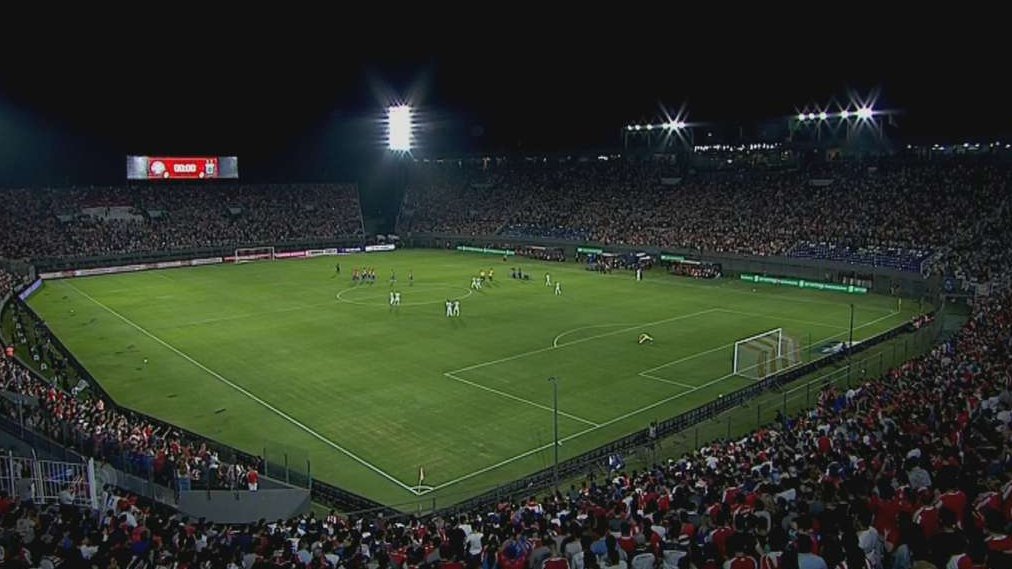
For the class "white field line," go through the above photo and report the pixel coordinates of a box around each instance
[64,282,422,496]
[448,308,721,375]
[426,309,902,493]
[443,372,599,427]
[636,372,697,389]
[553,323,638,348]
[441,310,719,433]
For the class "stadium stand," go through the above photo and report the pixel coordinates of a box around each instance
[0,183,364,261]
[0,268,13,299]
[1,158,1012,568]
[0,354,261,493]
[400,159,1011,277]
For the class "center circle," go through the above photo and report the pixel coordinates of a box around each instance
[336,283,473,307]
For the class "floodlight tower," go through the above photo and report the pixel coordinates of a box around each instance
[621,119,693,151]
[387,105,414,152]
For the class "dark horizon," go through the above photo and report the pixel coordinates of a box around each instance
[1,23,1008,186]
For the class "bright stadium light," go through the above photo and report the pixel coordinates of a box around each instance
[818,111,828,120]
[674,120,687,129]
[856,107,873,119]
[839,109,851,119]
[387,105,413,151]
[806,113,816,120]
[797,113,806,121]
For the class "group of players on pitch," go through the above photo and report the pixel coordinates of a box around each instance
[340,261,566,315]
[339,261,650,341]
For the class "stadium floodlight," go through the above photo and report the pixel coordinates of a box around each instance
[839,109,851,119]
[797,113,806,121]
[645,124,653,130]
[856,107,873,119]
[818,111,828,120]
[633,124,642,131]
[806,113,816,120]
[387,104,413,151]
[674,120,686,129]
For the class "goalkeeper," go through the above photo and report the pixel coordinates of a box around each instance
[638,333,654,345]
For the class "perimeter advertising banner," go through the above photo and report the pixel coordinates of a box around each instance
[739,274,868,294]
[126,156,239,180]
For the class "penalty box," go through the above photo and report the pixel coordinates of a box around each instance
[444,309,766,427]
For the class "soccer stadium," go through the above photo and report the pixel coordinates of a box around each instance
[1,38,1011,569]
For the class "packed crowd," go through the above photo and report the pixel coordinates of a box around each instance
[0,268,14,299]
[0,352,261,494]
[0,292,1009,567]
[399,159,1011,277]
[2,159,1012,568]
[0,184,364,260]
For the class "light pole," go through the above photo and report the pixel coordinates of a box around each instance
[847,304,855,386]
[548,376,559,487]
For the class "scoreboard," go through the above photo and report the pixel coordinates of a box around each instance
[126,156,239,180]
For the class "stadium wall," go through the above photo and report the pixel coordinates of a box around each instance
[403,232,940,300]
[29,237,367,272]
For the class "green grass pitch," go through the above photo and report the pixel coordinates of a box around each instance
[26,249,917,508]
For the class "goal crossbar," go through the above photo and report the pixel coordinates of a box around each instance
[235,246,276,263]
[733,328,787,380]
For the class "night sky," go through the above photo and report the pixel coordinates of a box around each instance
[0,17,1006,186]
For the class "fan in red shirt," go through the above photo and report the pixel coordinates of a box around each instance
[709,514,734,560]
[913,492,940,539]
[246,467,259,491]
[725,549,758,569]
[938,487,968,526]
[984,510,1012,556]
[543,555,570,569]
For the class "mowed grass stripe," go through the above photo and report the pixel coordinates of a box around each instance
[28,251,917,505]
[62,280,422,494]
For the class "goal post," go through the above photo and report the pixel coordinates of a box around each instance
[235,246,275,264]
[733,328,801,379]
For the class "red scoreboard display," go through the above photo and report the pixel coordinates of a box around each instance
[126,156,239,180]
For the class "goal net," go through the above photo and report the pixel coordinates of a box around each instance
[235,246,275,264]
[733,328,801,379]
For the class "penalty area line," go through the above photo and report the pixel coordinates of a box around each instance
[448,308,721,376]
[432,309,905,492]
[443,372,599,427]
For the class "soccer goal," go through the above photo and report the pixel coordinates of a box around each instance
[733,328,801,380]
[235,246,275,264]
